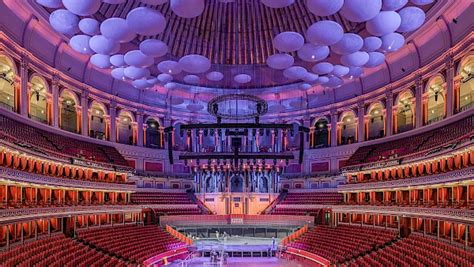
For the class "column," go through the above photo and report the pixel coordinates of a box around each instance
[81,91,89,136]
[303,117,310,150]
[109,102,117,143]
[330,110,338,147]
[136,111,144,147]
[445,53,454,117]
[19,54,29,116]
[415,74,423,128]
[357,102,365,143]
[52,75,60,128]
[385,91,393,136]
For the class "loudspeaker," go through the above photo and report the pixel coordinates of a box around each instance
[167,132,174,164]
[298,131,304,164]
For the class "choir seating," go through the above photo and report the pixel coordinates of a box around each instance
[270,192,343,215]
[346,116,473,167]
[0,114,129,167]
[288,225,397,264]
[0,234,129,267]
[77,225,187,264]
[131,191,203,215]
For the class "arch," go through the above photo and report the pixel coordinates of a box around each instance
[458,55,474,111]
[145,117,162,148]
[339,110,357,145]
[29,74,49,124]
[89,101,107,140]
[117,110,134,145]
[230,175,244,193]
[366,102,385,140]
[59,89,79,133]
[424,74,446,124]
[312,117,329,148]
[259,176,269,193]
[396,90,415,133]
[0,53,17,111]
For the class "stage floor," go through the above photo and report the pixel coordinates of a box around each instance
[168,257,304,267]
[192,236,278,252]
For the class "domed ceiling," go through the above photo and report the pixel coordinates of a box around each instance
[37,0,437,90]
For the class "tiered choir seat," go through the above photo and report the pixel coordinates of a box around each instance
[270,192,343,215]
[0,114,128,167]
[77,225,186,264]
[288,225,397,264]
[131,192,194,205]
[0,235,128,267]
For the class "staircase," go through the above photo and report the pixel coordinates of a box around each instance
[186,190,212,214]
[263,190,288,214]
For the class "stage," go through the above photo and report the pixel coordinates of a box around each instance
[168,257,305,267]
[190,236,279,257]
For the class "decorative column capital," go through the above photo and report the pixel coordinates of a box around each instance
[20,53,30,69]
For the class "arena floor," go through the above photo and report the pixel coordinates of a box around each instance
[168,257,303,267]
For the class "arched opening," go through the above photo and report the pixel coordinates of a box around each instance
[89,102,107,140]
[458,56,473,112]
[366,103,385,140]
[259,176,269,193]
[230,175,244,192]
[0,54,16,111]
[312,118,329,148]
[339,112,356,145]
[425,75,446,125]
[396,90,415,134]
[29,75,48,124]
[60,90,78,133]
[117,111,134,145]
[145,118,162,149]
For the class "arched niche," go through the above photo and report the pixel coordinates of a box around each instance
[29,75,49,124]
[312,117,329,149]
[0,54,17,111]
[60,89,79,133]
[117,110,134,145]
[395,90,415,133]
[425,74,446,124]
[458,55,473,112]
[89,101,107,140]
[366,102,385,140]
[339,111,357,145]
[145,117,162,149]
[230,175,244,193]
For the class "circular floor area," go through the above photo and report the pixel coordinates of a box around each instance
[169,257,304,267]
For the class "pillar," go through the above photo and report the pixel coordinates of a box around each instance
[385,91,393,136]
[109,102,117,143]
[330,110,338,147]
[52,75,60,128]
[19,54,29,116]
[136,111,144,147]
[415,75,423,128]
[81,91,89,136]
[357,102,365,143]
[445,53,454,117]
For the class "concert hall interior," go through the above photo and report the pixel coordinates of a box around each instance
[0,0,473,266]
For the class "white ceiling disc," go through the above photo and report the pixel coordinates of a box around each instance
[100,18,136,43]
[397,6,425,32]
[312,62,334,75]
[124,66,150,80]
[306,0,344,16]
[297,44,330,62]
[126,7,167,36]
[132,79,151,89]
[206,71,224,81]
[366,11,401,36]
[139,39,168,57]
[62,0,101,16]
[111,67,126,80]
[283,66,308,80]
[103,0,126,4]
[165,82,178,90]
[273,32,305,52]
[183,74,200,84]
[362,36,382,52]
[90,54,112,69]
[382,0,408,11]
[331,33,364,55]
[303,72,319,83]
[306,20,344,46]
[79,18,100,36]
[380,32,405,52]
[157,73,173,83]
[69,35,93,55]
[234,74,252,84]
[178,54,211,74]
[410,0,433,5]
[141,0,168,5]
[325,76,344,87]
[365,52,386,67]
[340,0,382,22]
[340,51,370,67]
[170,0,205,18]
[332,65,350,77]
[89,35,120,55]
[318,76,329,84]
[110,54,125,67]
[266,54,294,70]
[261,0,295,8]
[124,50,154,67]
[346,67,364,78]
[37,0,63,8]
[170,97,184,105]
[157,60,182,74]
[49,9,79,35]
